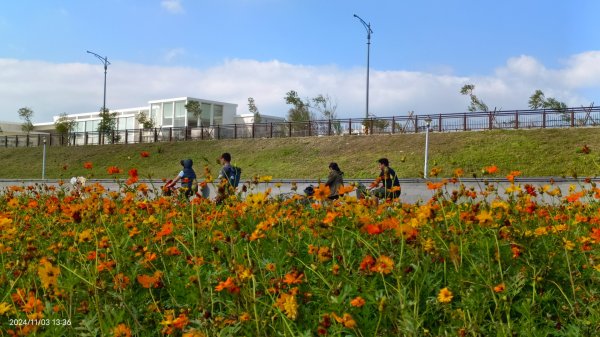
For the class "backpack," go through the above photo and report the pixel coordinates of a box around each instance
[226,166,242,188]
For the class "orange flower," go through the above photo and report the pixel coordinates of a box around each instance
[370,255,394,274]
[427,182,444,190]
[590,228,600,243]
[140,151,150,158]
[359,255,376,272]
[112,323,132,337]
[137,271,162,288]
[83,162,93,169]
[506,170,521,183]
[350,296,365,307]
[215,277,239,294]
[332,312,356,328]
[437,287,453,303]
[113,273,130,290]
[126,168,139,185]
[283,271,304,285]
[363,224,383,235]
[107,166,121,175]
[165,246,182,256]
[493,283,505,293]
[337,185,355,195]
[484,165,498,174]
[313,184,331,201]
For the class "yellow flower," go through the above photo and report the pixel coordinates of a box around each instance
[38,258,60,289]
[437,287,453,303]
[78,229,94,243]
[0,302,14,315]
[275,292,298,320]
[476,210,494,225]
[563,238,575,251]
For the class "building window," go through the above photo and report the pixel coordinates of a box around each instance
[151,104,161,126]
[213,105,223,125]
[174,101,186,127]
[201,103,211,126]
[162,102,173,126]
[118,117,134,130]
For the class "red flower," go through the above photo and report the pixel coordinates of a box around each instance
[140,151,150,158]
[107,166,121,175]
[83,162,93,169]
[126,168,139,185]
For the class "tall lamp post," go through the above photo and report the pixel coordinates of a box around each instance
[423,117,432,179]
[353,14,373,119]
[42,137,47,180]
[86,50,110,114]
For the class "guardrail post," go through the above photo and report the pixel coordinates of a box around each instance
[438,114,442,132]
[217,125,220,139]
[391,117,395,134]
[515,111,519,129]
[252,123,255,138]
[570,110,575,127]
[328,119,332,136]
[349,119,352,135]
[463,113,467,131]
[415,116,419,133]
[288,122,292,137]
[234,123,237,139]
[542,111,546,128]
[270,123,273,138]
[488,112,493,130]
[154,128,158,142]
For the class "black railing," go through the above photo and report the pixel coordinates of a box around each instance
[2,106,599,148]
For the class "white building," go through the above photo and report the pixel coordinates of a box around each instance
[65,97,239,133]
[2,96,285,146]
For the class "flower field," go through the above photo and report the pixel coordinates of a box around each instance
[1,169,600,336]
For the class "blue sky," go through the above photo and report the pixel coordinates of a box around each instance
[1,0,599,123]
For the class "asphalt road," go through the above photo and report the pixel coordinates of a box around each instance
[0,177,595,204]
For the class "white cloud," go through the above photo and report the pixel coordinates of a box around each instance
[0,52,598,124]
[164,48,185,62]
[161,0,184,14]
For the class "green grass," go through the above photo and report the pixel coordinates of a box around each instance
[1,128,600,179]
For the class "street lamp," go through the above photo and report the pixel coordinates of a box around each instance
[423,117,432,179]
[353,14,373,119]
[42,137,47,180]
[86,50,110,114]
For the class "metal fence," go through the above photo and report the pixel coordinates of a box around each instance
[2,106,599,148]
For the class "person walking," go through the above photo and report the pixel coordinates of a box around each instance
[325,162,344,200]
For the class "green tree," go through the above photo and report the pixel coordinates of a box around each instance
[285,90,314,122]
[18,107,35,134]
[248,97,261,123]
[185,101,203,126]
[97,108,118,144]
[312,94,338,120]
[460,84,489,112]
[54,113,76,135]
[528,90,567,112]
[135,111,155,129]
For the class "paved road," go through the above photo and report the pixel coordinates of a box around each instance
[0,177,595,204]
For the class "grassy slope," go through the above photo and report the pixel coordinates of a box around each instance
[0,128,599,180]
